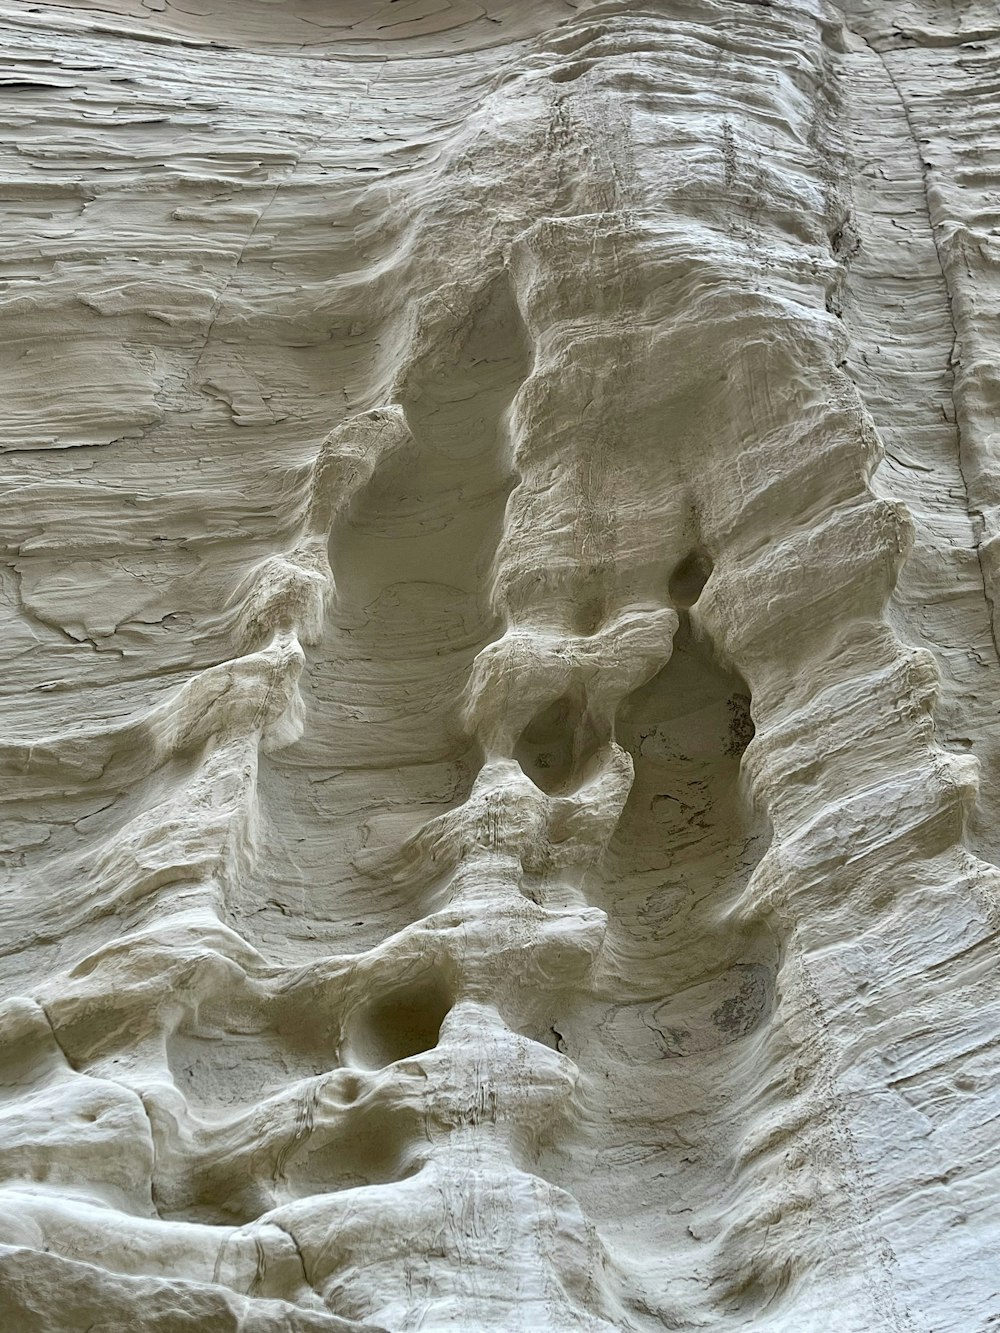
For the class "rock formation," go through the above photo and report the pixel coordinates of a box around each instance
[2,1,999,1329]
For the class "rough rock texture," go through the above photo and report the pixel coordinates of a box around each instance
[3,1,1000,1329]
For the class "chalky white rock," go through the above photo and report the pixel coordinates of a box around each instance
[2,1,999,1329]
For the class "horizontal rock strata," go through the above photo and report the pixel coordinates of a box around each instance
[2,1,999,1330]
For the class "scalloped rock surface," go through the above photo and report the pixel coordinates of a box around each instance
[3,1,1000,1330]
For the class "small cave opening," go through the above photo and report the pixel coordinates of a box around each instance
[343,972,453,1070]
[668,547,713,608]
[280,1100,421,1200]
[513,686,604,796]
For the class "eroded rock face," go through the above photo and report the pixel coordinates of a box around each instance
[2,1,999,1329]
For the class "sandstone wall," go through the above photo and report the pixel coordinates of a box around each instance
[2,2,999,1329]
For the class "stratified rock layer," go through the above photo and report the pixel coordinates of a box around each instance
[2,2,999,1330]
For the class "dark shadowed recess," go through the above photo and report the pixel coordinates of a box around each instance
[531,604,777,1286]
[246,273,531,959]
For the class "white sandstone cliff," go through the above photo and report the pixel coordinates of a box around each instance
[2,1,999,1330]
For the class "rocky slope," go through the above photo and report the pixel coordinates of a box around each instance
[2,1,999,1329]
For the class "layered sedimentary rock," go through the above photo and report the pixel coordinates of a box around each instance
[2,1,1000,1329]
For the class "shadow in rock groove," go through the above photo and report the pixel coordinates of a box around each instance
[532,616,776,1280]
[244,274,531,962]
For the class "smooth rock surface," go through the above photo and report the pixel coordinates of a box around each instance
[2,1,999,1329]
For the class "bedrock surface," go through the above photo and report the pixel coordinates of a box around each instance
[2,1,999,1330]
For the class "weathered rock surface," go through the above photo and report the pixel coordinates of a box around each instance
[2,1,1000,1329]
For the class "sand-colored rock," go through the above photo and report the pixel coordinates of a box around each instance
[2,1,999,1329]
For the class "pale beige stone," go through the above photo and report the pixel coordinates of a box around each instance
[2,1,999,1329]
